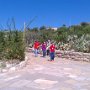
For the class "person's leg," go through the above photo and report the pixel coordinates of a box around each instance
[48,50,50,55]
[52,52,55,61]
[47,50,50,55]
[43,50,44,57]
[45,50,46,56]
[37,49,39,54]
[35,49,38,57]
[47,50,48,55]
[48,52,51,61]
[50,52,53,61]
[43,50,46,57]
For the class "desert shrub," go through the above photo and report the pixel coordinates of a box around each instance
[67,35,90,53]
[0,30,25,61]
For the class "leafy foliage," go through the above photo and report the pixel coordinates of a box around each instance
[26,22,90,53]
[0,30,25,61]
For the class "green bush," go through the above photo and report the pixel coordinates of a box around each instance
[0,30,25,61]
[67,35,90,53]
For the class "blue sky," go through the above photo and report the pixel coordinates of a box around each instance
[0,0,90,29]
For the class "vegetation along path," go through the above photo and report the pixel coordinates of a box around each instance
[0,52,90,90]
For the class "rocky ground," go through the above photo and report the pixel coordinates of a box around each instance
[0,52,90,90]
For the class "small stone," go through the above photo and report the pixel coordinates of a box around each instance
[19,61,26,68]
[2,69,8,73]
[9,67,16,71]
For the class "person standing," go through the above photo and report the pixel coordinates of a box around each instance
[41,42,46,57]
[49,43,55,61]
[33,41,40,57]
[46,40,51,56]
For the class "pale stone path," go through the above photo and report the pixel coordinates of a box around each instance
[0,52,90,90]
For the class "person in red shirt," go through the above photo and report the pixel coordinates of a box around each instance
[34,41,39,49]
[33,41,40,57]
[49,43,55,61]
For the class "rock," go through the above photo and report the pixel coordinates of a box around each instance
[2,69,8,73]
[55,50,90,62]
[19,61,26,68]
[6,64,12,68]
[57,54,62,58]
[83,58,90,62]
[9,67,16,71]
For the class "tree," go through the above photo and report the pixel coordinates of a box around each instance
[80,22,89,27]
[39,26,46,30]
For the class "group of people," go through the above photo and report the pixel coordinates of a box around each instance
[33,40,55,61]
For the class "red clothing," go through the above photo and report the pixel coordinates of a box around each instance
[50,44,55,52]
[34,41,40,49]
